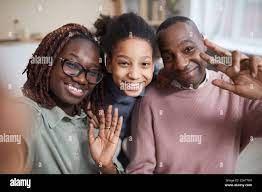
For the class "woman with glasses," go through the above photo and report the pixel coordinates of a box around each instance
[18,23,123,174]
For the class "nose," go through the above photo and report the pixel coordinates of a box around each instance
[72,71,87,85]
[128,66,140,80]
[173,54,189,71]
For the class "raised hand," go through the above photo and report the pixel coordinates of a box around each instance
[88,105,123,173]
[200,39,262,100]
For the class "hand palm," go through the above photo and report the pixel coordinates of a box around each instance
[89,130,118,167]
[88,106,123,167]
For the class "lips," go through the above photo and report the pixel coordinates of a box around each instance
[179,66,198,75]
[121,81,145,91]
[65,83,86,97]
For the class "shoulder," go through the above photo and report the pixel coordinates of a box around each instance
[16,96,43,115]
[16,96,42,111]
[140,82,160,106]
[16,96,45,131]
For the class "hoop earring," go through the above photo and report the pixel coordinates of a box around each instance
[104,53,107,68]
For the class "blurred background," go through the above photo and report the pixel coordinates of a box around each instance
[0,0,262,173]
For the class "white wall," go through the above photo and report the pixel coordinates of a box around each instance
[0,0,114,96]
[0,0,113,39]
[0,42,38,96]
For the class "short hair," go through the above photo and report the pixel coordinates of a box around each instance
[157,16,202,37]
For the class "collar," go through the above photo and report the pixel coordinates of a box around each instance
[171,69,209,90]
[41,106,87,129]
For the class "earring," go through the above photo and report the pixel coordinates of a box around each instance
[104,53,107,68]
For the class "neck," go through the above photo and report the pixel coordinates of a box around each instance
[195,70,207,88]
[178,70,206,89]
[50,93,76,116]
[60,104,76,116]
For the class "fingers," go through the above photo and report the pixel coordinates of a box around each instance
[233,55,259,78]
[105,105,112,129]
[200,52,228,74]
[200,52,224,65]
[91,114,99,127]
[204,39,232,57]
[231,51,250,75]
[95,105,123,141]
[200,50,252,79]
[200,52,216,64]
[110,108,118,135]
[231,51,242,74]
[89,118,98,128]
[98,109,105,137]
[250,56,259,78]
[114,116,123,138]
[212,79,237,93]
[203,39,250,74]
[88,123,95,144]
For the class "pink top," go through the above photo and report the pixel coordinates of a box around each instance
[126,70,262,174]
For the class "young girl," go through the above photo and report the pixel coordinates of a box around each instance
[19,23,123,174]
[88,13,157,168]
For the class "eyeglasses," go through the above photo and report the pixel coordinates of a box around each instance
[58,57,103,84]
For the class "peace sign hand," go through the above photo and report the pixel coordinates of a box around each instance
[200,39,262,100]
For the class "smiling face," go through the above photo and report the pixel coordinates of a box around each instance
[49,38,100,112]
[107,38,154,97]
[158,22,207,88]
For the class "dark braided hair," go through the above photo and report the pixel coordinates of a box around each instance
[22,23,100,114]
[92,12,157,113]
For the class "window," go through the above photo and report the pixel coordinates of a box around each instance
[190,0,262,56]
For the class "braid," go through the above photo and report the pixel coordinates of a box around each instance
[89,63,106,116]
[22,23,100,114]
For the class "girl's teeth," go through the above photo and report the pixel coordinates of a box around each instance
[122,81,143,91]
[68,84,83,93]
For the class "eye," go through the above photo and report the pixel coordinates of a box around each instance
[119,62,129,67]
[162,53,173,62]
[141,62,151,68]
[65,60,78,69]
[88,70,100,77]
[184,47,195,54]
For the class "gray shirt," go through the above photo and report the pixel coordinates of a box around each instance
[18,96,122,174]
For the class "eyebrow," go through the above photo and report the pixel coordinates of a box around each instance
[178,39,197,46]
[68,52,80,60]
[141,56,151,59]
[116,55,152,60]
[67,52,99,68]
[159,48,172,53]
[116,55,130,59]
[160,39,197,52]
